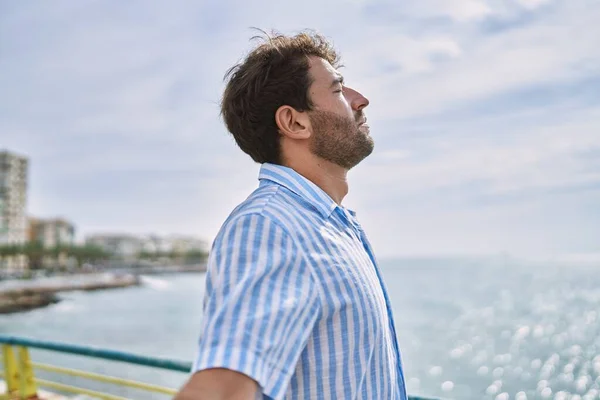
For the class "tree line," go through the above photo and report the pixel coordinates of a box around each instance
[0,241,208,270]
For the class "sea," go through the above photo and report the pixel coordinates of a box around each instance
[1,257,599,400]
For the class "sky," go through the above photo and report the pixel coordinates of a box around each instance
[1,0,599,259]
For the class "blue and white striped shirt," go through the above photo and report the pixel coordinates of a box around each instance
[193,163,407,400]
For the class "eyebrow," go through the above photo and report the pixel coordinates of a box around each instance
[330,75,344,88]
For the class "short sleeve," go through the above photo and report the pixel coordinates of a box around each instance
[192,213,321,400]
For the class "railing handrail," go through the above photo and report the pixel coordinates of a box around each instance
[0,334,443,400]
[0,335,191,372]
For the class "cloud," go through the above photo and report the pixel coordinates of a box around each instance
[362,0,494,23]
[1,0,598,258]
[427,0,495,22]
[353,106,600,199]
[515,0,553,10]
[353,1,600,121]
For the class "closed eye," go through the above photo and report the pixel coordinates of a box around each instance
[330,75,345,93]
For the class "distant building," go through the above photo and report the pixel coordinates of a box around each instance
[85,233,208,263]
[138,234,169,254]
[85,234,142,261]
[164,234,208,254]
[137,234,207,255]
[0,150,29,271]
[0,150,28,244]
[27,217,76,270]
[28,217,76,248]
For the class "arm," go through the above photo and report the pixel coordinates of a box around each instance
[174,368,259,400]
[184,213,320,400]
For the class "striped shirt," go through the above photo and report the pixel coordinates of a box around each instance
[193,163,407,400]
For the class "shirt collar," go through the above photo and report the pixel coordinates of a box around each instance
[258,163,338,218]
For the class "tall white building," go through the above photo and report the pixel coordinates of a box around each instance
[0,150,29,271]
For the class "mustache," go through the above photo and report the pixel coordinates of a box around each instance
[355,112,367,124]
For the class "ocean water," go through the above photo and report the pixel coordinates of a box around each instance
[1,257,599,400]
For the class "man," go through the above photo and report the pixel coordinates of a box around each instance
[175,30,407,400]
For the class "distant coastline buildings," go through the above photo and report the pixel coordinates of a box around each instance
[0,150,29,270]
[85,234,208,262]
[28,217,76,248]
[0,150,28,244]
[0,149,207,273]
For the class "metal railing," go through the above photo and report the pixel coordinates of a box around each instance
[0,335,440,399]
[0,335,188,400]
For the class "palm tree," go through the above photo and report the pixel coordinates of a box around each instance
[22,241,46,270]
[184,249,208,264]
[67,244,110,268]
[0,244,20,270]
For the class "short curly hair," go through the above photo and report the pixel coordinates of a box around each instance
[220,30,341,165]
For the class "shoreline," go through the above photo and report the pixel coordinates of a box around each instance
[0,273,140,314]
[0,291,61,314]
[0,264,207,315]
[107,263,207,276]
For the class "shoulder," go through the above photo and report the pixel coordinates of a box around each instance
[216,184,311,242]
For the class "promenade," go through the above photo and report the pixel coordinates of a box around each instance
[0,272,140,314]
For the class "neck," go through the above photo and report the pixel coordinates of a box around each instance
[283,153,348,205]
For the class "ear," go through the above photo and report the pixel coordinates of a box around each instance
[275,105,311,140]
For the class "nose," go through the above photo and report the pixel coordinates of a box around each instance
[345,86,370,111]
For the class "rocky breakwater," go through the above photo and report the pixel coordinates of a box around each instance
[0,273,140,314]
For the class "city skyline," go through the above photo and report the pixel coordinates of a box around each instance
[1,148,208,258]
[1,1,599,259]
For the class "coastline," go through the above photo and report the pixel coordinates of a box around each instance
[0,264,207,315]
[0,290,60,314]
[107,263,207,276]
[0,272,140,314]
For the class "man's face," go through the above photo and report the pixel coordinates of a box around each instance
[306,57,373,170]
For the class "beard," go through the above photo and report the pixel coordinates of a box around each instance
[308,110,374,170]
